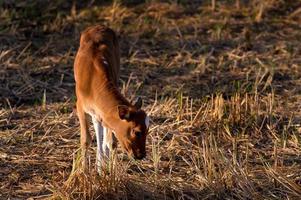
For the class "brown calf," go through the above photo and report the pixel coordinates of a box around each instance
[74,25,149,167]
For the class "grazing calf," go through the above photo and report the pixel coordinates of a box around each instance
[74,25,150,168]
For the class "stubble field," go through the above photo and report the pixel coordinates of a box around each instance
[1,0,301,199]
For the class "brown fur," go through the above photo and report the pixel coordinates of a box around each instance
[74,25,148,160]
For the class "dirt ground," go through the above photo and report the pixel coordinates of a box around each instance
[1,1,301,199]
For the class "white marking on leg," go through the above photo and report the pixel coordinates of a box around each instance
[92,116,103,170]
[102,126,110,158]
[145,115,150,128]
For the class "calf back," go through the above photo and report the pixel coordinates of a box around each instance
[74,25,120,91]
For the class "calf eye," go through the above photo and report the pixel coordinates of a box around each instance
[135,131,142,138]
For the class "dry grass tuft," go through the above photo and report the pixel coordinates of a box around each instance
[51,150,129,200]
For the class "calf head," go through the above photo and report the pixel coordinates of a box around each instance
[115,98,149,160]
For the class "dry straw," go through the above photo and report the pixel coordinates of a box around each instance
[1,0,301,199]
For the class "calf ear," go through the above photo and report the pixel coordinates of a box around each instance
[118,105,131,121]
[134,97,142,109]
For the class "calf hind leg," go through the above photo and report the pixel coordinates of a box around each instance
[91,116,104,172]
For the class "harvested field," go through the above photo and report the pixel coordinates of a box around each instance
[1,0,301,199]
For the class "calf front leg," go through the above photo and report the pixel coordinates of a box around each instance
[103,127,117,157]
[76,101,91,168]
[102,121,117,156]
